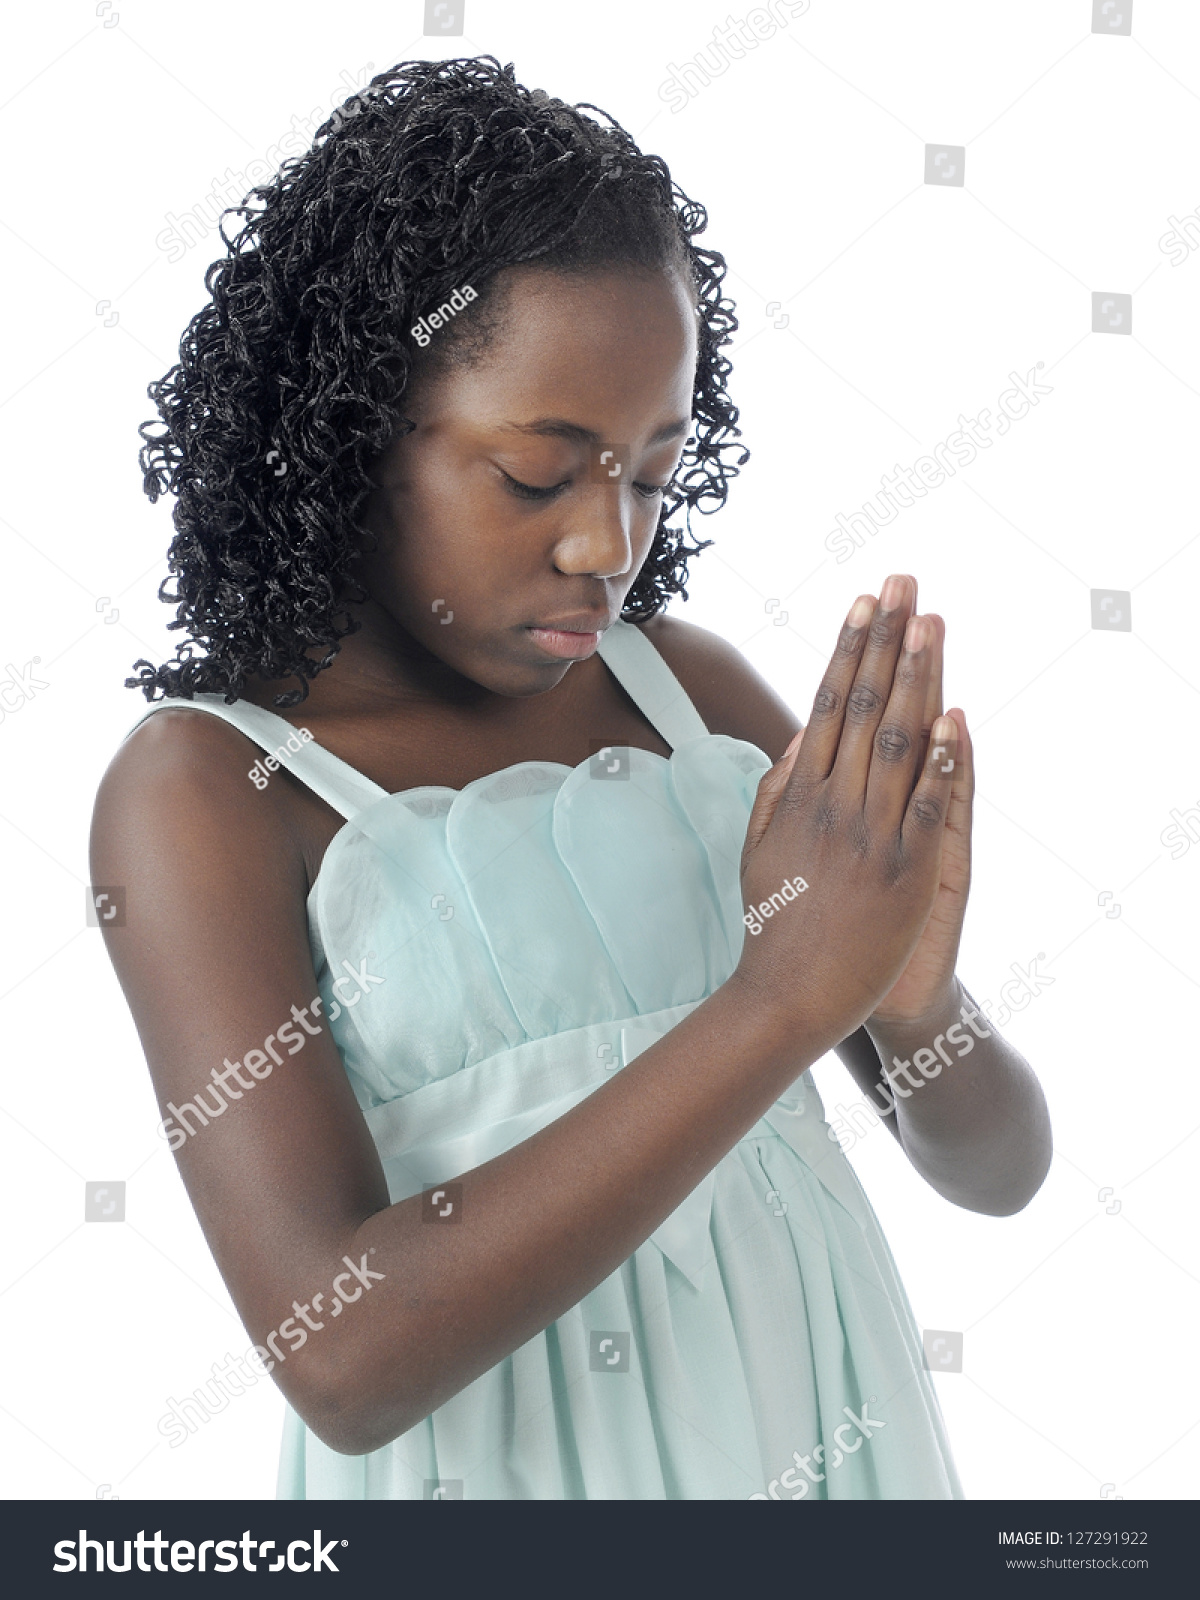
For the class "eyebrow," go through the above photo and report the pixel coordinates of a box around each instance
[498,417,692,447]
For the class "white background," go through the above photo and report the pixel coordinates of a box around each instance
[1,0,1196,1501]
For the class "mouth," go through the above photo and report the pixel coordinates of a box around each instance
[524,624,606,661]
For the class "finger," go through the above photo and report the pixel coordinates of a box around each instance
[941,705,974,844]
[864,613,935,829]
[789,594,876,785]
[902,712,958,857]
[917,612,945,769]
[827,573,916,797]
[742,726,806,862]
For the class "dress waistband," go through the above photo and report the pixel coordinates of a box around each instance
[361,999,868,1290]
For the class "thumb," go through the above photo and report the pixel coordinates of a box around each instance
[742,726,805,864]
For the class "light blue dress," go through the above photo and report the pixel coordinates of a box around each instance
[128,619,963,1500]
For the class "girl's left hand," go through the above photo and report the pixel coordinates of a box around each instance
[864,589,975,1031]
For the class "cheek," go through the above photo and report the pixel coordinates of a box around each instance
[385,530,482,614]
[367,492,523,628]
[623,507,663,584]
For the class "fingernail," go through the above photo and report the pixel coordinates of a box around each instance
[846,595,874,628]
[904,615,927,652]
[881,574,907,611]
[932,714,956,742]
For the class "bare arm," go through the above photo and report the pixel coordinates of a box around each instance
[644,606,1052,1216]
[92,713,831,1455]
[92,591,957,1457]
[836,986,1052,1214]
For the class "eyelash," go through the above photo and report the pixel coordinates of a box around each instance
[500,470,667,503]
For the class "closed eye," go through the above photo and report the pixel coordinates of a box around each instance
[500,470,668,503]
[500,472,566,502]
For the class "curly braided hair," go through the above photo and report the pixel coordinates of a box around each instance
[130,55,747,708]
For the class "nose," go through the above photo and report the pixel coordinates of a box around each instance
[551,489,636,582]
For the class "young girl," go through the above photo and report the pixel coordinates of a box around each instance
[92,56,1051,1500]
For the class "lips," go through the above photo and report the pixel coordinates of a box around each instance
[525,624,606,661]
[529,615,615,634]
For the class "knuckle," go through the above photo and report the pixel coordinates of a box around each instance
[875,725,912,762]
[895,655,924,689]
[910,794,944,829]
[834,629,863,660]
[867,616,894,649]
[812,683,842,718]
[847,683,884,719]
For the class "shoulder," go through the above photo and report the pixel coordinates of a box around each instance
[96,701,270,813]
[632,613,800,763]
[90,703,308,910]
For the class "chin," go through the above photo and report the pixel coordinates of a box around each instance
[490,656,576,698]
[427,633,576,698]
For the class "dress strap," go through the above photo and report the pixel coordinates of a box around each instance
[122,619,707,814]
[122,695,389,822]
[595,619,709,750]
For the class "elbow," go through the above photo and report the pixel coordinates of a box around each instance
[307,1420,397,1459]
[931,1108,1054,1217]
[298,1404,385,1461]
[955,1140,1054,1218]
[323,1401,429,1459]
[293,1387,422,1460]
[279,1350,426,1458]
[963,1186,1039,1219]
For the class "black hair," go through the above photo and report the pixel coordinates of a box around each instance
[130,55,747,708]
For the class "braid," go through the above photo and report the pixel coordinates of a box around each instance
[130,56,746,708]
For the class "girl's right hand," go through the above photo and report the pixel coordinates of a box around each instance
[732,574,958,1052]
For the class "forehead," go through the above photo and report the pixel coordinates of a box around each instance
[424,266,698,425]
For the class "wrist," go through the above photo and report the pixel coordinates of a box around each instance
[864,976,965,1053]
[714,970,838,1077]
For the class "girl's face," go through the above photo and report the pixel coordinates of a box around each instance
[358,264,699,697]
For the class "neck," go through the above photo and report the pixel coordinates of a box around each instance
[239,601,494,719]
